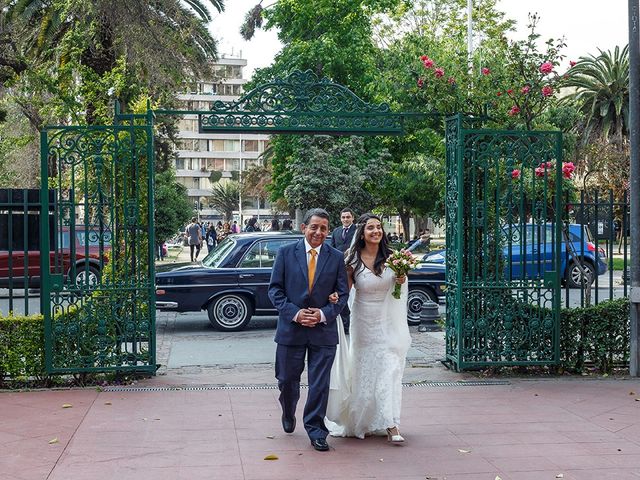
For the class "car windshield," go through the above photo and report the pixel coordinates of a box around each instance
[201,237,236,268]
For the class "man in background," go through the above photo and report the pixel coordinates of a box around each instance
[329,208,356,334]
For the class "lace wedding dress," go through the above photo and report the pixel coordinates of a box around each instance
[325,266,411,439]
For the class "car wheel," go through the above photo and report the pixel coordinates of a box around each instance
[407,287,438,325]
[566,261,595,289]
[74,265,100,286]
[207,294,253,331]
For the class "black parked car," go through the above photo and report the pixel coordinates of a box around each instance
[156,232,445,331]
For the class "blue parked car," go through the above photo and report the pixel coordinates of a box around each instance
[156,232,446,331]
[422,224,607,288]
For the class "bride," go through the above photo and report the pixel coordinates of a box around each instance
[325,213,411,442]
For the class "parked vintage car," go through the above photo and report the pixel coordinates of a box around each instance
[155,232,445,331]
[422,223,607,288]
[0,226,111,288]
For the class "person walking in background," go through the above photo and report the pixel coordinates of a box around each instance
[330,208,356,334]
[271,218,281,231]
[245,217,261,232]
[205,224,217,253]
[282,219,293,230]
[268,208,349,452]
[231,220,240,233]
[185,217,202,262]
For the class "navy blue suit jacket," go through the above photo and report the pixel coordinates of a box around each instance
[269,239,349,346]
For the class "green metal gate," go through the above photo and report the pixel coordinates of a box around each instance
[40,114,156,374]
[445,114,563,371]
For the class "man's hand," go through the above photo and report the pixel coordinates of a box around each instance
[297,308,321,327]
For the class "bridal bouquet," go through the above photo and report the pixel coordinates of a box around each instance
[386,249,419,299]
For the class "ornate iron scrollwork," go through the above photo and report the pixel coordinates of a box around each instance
[199,70,404,135]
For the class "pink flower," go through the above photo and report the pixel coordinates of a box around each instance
[481,67,491,76]
[508,105,520,116]
[535,166,546,177]
[539,62,554,74]
[421,56,434,69]
[448,77,456,85]
[507,89,513,95]
[545,161,553,169]
[434,67,445,78]
[511,169,521,180]
[496,91,502,97]
[541,85,553,97]
[562,162,575,179]
[417,78,424,88]
[569,60,576,67]
[521,85,530,94]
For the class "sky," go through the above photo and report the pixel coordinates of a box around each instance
[209,0,630,78]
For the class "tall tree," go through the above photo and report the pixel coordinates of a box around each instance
[209,181,241,222]
[563,46,629,147]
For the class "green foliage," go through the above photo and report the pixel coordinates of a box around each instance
[283,136,390,225]
[210,181,240,221]
[560,298,629,373]
[0,315,46,383]
[563,46,629,144]
[155,169,192,243]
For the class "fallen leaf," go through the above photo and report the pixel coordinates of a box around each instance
[142,418,148,421]
[495,476,503,480]
[630,391,636,396]
[104,402,112,406]
[379,458,384,462]
[62,404,73,409]
[154,418,160,421]
[266,435,275,439]
[458,449,471,454]
[635,398,640,402]
[534,393,539,397]
[556,474,564,479]
[264,454,278,461]
[48,438,59,444]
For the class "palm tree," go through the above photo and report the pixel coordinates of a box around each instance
[2,0,225,124]
[210,181,241,222]
[563,45,629,146]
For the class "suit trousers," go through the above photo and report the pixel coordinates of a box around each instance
[275,343,336,440]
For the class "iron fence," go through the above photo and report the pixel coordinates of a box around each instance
[0,189,55,316]
[565,189,629,308]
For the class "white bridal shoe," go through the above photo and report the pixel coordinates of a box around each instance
[386,426,405,443]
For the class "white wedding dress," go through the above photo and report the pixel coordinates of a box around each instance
[325,266,411,439]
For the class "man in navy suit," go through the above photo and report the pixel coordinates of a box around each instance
[269,208,349,451]
[329,208,355,333]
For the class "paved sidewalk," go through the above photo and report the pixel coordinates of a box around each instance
[3,375,640,480]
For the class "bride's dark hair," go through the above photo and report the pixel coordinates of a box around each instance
[344,213,392,277]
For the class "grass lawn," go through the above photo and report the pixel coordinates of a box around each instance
[611,257,628,271]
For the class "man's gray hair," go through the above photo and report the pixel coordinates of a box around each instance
[302,208,330,225]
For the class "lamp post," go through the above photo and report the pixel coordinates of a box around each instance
[628,0,639,376]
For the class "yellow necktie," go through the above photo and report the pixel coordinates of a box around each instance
[308,249,317,292]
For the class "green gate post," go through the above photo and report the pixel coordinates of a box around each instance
[445,115,563,371]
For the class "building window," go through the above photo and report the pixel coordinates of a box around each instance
[207,159,225,171]
[187,158,199,170]
[176,158,185,170]
[224,140,240,152]
[193,178,200,189]
[242,140,259,152]
[226,159,240,171]
[211,139,225,151]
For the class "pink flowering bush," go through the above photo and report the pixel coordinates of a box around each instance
[415,14,572,130]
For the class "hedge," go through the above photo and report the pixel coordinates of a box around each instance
[0,298,632,384]
[560,297,630,373]
[0,314,46,384]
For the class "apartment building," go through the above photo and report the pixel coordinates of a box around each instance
[174,55,271,223]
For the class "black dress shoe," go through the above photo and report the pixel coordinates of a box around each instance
[310,438,329,451]
[281,415,296,433]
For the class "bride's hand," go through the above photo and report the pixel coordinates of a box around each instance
[328,292,339,304]
[395,274,406,285]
